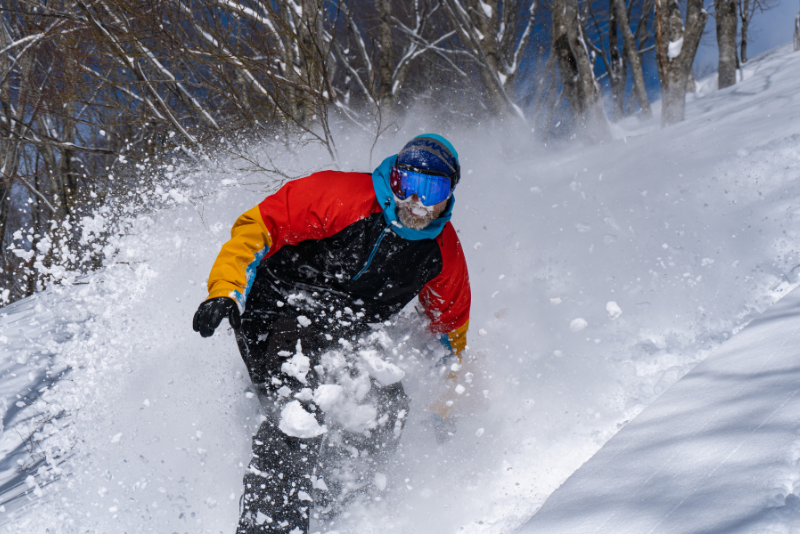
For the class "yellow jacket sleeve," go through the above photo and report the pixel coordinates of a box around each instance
[206,206,272,312]
[444,320,469,357]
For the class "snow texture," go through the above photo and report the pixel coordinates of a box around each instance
[668,37,684,59]
[0,43,800,534]
[519,284,800,534]
[278,401,327,438]
[281,341,310,384]
[606,301,622,319]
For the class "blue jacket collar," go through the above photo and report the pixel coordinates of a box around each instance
[372,155,454,241]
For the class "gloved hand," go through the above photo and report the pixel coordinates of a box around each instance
[430,413,457,444]
[193,297,241,337]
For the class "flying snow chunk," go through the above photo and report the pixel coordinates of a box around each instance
[279,401,327,438]
[297,315,312,327]
[374,472,388,491]
[281,341,310,384]
[606,301,622,320]
[313,384,344,411]
[550,297,562,305]
[570,318,588,332]
[110,433,123,444]
[312,476,329,491]
[359,349,405,386]
[294,388,313,401]
[168,189,186,204]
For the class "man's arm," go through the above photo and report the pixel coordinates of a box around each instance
[207,206,272,311]
[419,222,471,359]
[204,171,381,312]
[419,223,471,426]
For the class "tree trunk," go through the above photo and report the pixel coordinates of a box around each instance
[740,0,750,62]
[376,0,393,107]
[686,68,697,93]
[0,23,11,254]
[609,5,626,121]
[656,0,708,126]
[794,10,800,52]
[551,0,610,141]
[715,0,738,89]
[470,0,509,117]
[611,0,653,118]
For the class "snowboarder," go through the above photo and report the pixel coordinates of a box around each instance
[192,134,471,533]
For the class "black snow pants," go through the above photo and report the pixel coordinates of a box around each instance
[233,270,409,534]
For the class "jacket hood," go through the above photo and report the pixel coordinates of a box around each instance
[372,155,454,241]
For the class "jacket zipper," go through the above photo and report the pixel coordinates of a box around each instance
[352,224,390,281]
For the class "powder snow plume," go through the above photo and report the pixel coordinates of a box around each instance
[1,43,800,534]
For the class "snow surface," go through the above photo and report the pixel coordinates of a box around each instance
[0,43,800,534]
[518,283,800,534]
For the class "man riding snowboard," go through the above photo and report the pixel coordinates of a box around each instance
[193,134,471,533]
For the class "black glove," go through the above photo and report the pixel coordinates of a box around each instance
[193,297,241,337]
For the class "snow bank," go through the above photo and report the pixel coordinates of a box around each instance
[519,284,800,534]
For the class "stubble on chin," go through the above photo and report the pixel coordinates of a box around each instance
[397,201,447,230]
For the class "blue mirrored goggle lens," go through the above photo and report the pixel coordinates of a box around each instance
[390,167,451,206]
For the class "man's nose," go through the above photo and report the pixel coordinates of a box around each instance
[409,194,420,202]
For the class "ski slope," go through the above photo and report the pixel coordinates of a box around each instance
[1,43,800,533]
[518,283,800,534]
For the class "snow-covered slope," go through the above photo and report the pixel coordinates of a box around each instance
[1,43,800,534]
[518,282,800,534]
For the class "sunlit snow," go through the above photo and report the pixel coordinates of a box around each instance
[0,43,799,534]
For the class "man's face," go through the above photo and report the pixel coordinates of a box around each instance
[396,194,449,230]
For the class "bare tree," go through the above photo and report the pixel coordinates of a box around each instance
[655,0,708,125]
[738,0,778,62]
[586,0,653,120]
[715,0,738,88]
[552,0,610,140]
[440,0,538,121]
[585,0,625,119]
[613,0,653,117]
[794,5,800,52]
[332,0,454,125]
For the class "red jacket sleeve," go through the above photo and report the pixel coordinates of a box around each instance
[419,222,471,354]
